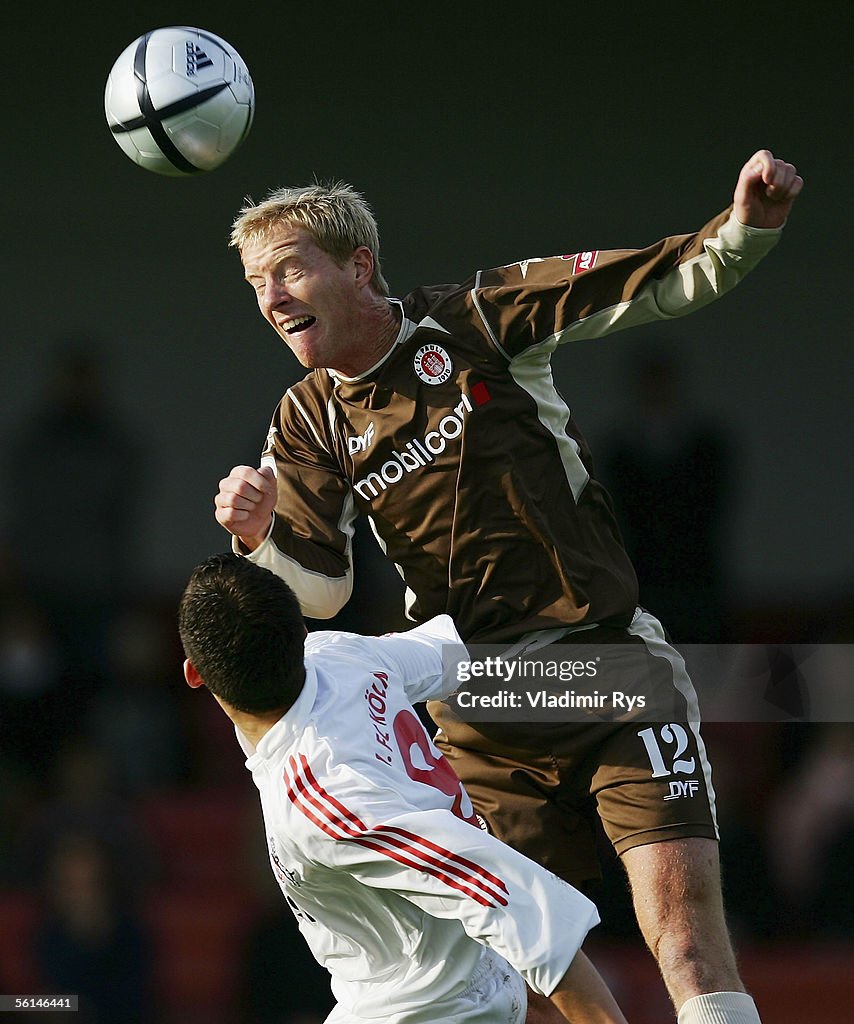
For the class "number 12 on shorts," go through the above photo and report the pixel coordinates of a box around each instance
[637,724,696,778]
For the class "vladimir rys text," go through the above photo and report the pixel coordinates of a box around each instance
[454,688,646,712]
[448,654,648,720]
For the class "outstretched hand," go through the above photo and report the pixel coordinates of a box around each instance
[214,464,277,552]
[733,149,803,229]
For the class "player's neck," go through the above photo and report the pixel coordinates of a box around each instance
[215,696,289,748]
[332,296,401,377]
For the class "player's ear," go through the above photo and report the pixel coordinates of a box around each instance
[183,658,206,690]
[351,245,374,288]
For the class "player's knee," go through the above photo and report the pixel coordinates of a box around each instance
[629,870,730,960]
[654,927,709,970]
[640,885,730,950]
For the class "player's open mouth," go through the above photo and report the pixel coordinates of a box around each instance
[283,316,316,334]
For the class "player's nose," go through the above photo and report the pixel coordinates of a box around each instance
[261,277,291,315]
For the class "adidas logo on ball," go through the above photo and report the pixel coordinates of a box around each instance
[185,41,214,76]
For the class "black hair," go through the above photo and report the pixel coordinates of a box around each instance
[178,553,306,713]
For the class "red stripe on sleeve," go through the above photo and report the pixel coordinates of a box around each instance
[285,754,508,908]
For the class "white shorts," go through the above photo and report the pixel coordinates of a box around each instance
[324,948,526,1024]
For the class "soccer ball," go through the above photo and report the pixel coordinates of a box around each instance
[105,26,255,176]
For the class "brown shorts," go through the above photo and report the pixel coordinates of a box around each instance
[430,609,718,885]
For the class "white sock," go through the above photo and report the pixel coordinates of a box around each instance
[677,992,761,1024]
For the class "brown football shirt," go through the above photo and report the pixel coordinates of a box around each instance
[244,208,781,643]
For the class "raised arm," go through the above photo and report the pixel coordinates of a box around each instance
[328,803,625,1021]
[214,390,357,619]
[472,149,803,359]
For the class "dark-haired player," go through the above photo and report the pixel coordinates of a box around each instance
[179,553,627,1024]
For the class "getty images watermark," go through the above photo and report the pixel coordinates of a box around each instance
[440,644,854,722]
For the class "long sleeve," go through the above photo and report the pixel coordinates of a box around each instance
[238,383,357,618]
[305,800,597,997]
[471,208,783,359]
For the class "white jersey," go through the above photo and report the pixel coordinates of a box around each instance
[236,614,599,1021]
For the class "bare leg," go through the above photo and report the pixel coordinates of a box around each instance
[621,837,746,1011]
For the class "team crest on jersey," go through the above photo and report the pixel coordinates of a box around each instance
[414,344,453,386]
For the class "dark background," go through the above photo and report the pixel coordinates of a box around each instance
[1,2,853,1021]
[2,0,851,608]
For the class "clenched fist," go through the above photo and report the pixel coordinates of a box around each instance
[733,149,803,230]
[214,464,277,552]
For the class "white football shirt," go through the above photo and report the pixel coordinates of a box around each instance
[236,614,598,1021]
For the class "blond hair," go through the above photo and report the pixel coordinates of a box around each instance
[230,181,389,296]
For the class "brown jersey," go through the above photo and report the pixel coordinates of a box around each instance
[245,209,781,643]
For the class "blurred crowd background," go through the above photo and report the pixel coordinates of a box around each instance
[2,0,852,1021]
[0,336,851,1023]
